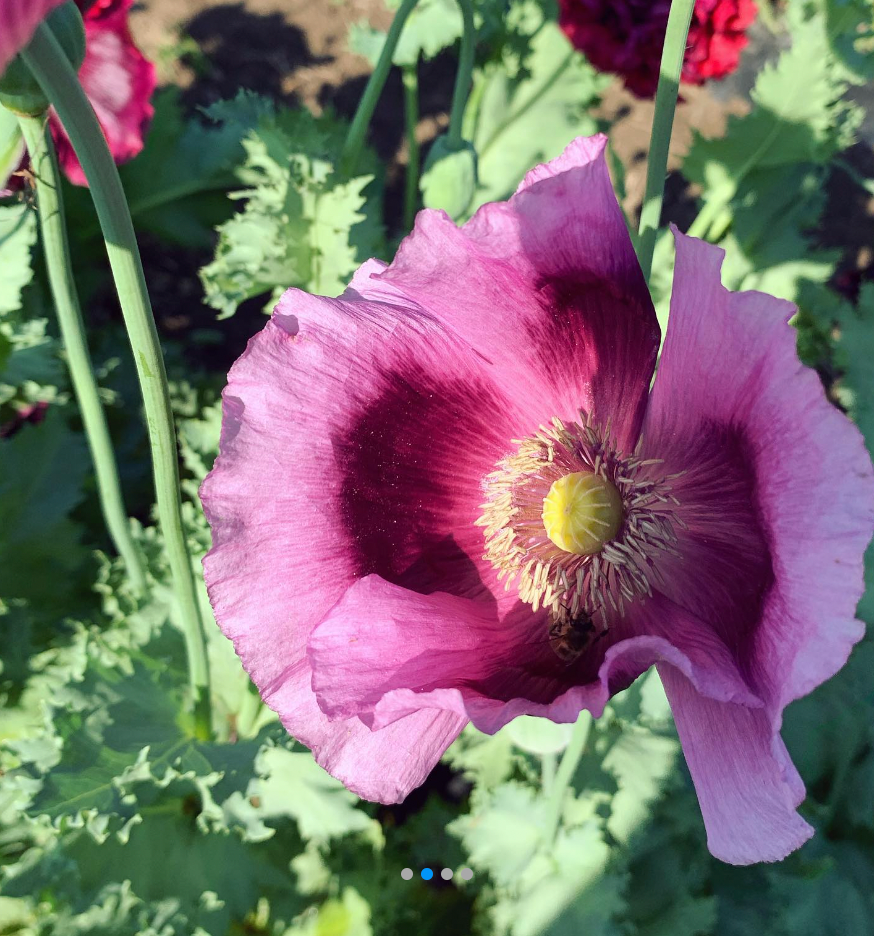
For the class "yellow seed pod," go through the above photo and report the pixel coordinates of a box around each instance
[542,472,623,556]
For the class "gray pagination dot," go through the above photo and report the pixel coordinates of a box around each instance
[441,868,453,880]
[460,868,474,881]
[401,868,413,880]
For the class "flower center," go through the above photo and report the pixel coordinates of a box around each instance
[477,411,684,663]
[542,471,623,555]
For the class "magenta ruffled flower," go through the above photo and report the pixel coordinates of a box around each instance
[201,136,874,865]
[1,0,155,192]
[49,0,155,186]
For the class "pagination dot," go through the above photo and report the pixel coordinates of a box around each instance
[441,868,453,880]
[460,868,474,881]
[400,868,413,880]
[421,868,433,880]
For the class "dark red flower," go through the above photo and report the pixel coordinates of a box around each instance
[1,0,155,192]
[50,0,156,185]
[558,0,757,98]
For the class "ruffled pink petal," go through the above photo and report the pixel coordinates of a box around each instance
[50,0,155,185]
[308,575,761,737]
[644,230,874,712]
[201,279,527,791]
[0,0,66,77]
[354,136,659,453]
[659,664,813,865]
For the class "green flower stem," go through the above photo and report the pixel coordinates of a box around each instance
[541,751,557,797]
[340,0,420,177]
[686,109,805,245]
[478,51,574,159]
[22,24,213,742]
[461,67,488,143]
[16,113,147,597]
[636,0,695,282]
[402,62,420,231]
[341,0,477,176]
[447,0,475,149]
[686,198,719,241]
[543,711,592,847]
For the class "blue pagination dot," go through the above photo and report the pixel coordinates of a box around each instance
[421,868,433,880]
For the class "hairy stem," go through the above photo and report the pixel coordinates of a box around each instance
[16,113,147,596]
[22,24,213,741]
[637,0,695,282]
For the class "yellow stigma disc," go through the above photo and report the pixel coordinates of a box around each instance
[542,472,623,555]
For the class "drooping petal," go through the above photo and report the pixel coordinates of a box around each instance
[354,136,659,452]
[308,575,761,736]
[641,230,874,863]
[201,278,527,790]
[267,662,466,804]
[644,230,874,712]
[0,0,66,78]
[659,664,812,865]
[50,0,155,185]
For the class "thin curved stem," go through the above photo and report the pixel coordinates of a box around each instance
[16,113,147,596]
[22,24,212,741]
[447,0,475,149]
[340,0,419,177]
[543,711,592,847]
[636,0,695,282]
[402,62,420,231]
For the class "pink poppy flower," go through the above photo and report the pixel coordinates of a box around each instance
[201,136,874,865]
[49,0,155,185]
[0,0,67,77]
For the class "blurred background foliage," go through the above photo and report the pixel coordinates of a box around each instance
[2,0,874,933]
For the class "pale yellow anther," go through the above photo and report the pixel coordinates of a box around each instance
[542,472,623,556]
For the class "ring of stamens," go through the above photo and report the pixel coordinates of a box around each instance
[476,411,685,650]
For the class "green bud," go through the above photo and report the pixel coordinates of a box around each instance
[420,136,478,221]
[0,3,86,117]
